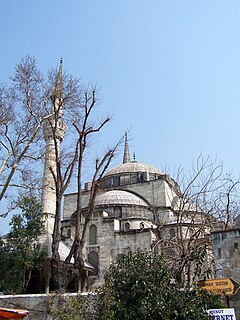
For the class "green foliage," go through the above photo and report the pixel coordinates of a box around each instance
[48,293,95,320]
[0,196,47,294]
[96,250,223,320]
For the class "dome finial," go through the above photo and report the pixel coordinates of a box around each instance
[123,132,131,164]
[132,151,137,163]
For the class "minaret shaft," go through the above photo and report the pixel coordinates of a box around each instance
[41,60,65,235]
[41,136,60,233]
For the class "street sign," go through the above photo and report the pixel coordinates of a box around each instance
[196,278,240,296]
[207,308,236,320]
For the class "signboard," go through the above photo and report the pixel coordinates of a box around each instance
[196,278,240,295]
[207,308,236,320]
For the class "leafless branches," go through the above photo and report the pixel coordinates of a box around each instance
[43,81,119,291]
[0,56,52,214]
[153,156,240,286]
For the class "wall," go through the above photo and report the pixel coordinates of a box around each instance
[0,293,96,320]
[212,228,240,281]
[0,294,50,320]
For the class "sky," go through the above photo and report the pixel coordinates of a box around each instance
[1,0,240,233]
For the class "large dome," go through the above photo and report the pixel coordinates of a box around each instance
[95,190,148,207]
[105,162,162,176]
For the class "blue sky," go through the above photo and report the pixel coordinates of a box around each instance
[1,0,240,232]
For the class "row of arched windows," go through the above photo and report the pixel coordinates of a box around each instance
[160,227,195,240]
[89,220,148,236]
[89,224,194,241]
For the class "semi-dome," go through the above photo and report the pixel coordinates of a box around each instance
[95,190,148,207]
[105,162,162,176]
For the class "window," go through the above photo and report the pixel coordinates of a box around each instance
[170,228,175,239]
[131,175,138,184]
[88,251,99,276]
[218,248,222,259]
[234,242,238,249]
[165,248,175,258]
[89,224,97,245]
[125,222,130,231]
[120,175,130,185]
[113,176,120,187]
[103,178,111,188]
[114,207,122,218]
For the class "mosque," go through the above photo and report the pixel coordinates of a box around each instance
[41,60,214,289]
[60,133,212,287]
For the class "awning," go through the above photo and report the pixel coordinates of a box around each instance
[0,308,29,319]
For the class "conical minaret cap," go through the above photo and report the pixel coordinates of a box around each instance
[123,132,131,164]
[51,58,63,99]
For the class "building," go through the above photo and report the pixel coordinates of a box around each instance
[212,228,240,281]
[60,133,213,288]
[41,61,215,290]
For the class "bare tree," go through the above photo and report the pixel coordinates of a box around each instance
[0,56,119,292]
[39,62,85,292]
[43,76,121,292]
[210,173,240,229]
[152,156,239,286]
[0,56,51,216]
[64,90,120,290]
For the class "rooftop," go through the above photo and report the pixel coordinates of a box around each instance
[95,190,149,207]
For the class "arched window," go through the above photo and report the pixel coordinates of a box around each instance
[125,222,130,231]
[165,248,175,258]
[88,251,99,276]
[89,224,97,245]
[131,175,138,184]
[170,228,175,239]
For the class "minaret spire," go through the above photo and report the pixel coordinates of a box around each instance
[123,132,131,164]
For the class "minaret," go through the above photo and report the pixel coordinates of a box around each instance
[123,132,131,164]
[41,59,66,235]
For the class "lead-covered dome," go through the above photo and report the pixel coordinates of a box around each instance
[95,190,148,207]
[101,133,163,188]
[105,162,162,176]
